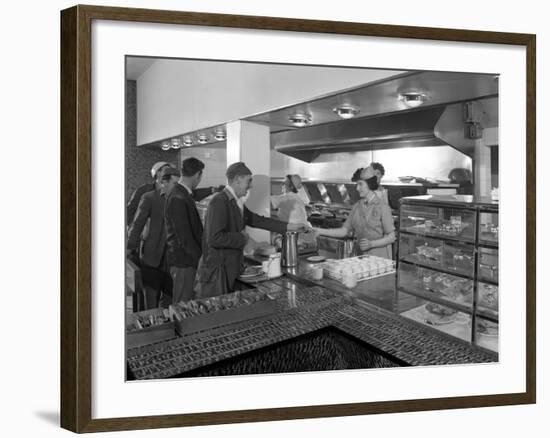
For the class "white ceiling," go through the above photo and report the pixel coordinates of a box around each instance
[126,57,156,80]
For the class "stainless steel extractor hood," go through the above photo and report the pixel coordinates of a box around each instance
[272,106,449,162]
[248,71,498,162]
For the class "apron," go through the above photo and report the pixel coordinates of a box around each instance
[345,197,394,259]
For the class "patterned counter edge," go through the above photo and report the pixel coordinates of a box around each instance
[127,281,497,380]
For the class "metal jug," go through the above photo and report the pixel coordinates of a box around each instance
[342,238,357,258]
[281,231,298,267]
[334,237,356,259]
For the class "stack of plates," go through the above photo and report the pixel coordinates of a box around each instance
[306,255,326,263]
[255,245,277,257]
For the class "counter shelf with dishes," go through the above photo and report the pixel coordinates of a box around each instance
[394,195,499,353]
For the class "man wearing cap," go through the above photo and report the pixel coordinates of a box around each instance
[126,166,180,309]
[164,157,205,303]
[126,161,170,228]
[159,166,181,196]
[292,174,310,205]
[195,162,308,298]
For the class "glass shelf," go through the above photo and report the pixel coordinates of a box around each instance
[400,203,476,242]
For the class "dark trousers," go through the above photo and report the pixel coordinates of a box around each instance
[170,266,197,304]
[140,259,172,309]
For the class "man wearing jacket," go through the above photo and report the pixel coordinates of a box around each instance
[127,161,222,229]
[195,162,307,298]
[164,157,205,303]
[126,166,180,309]
[126,161,170,228]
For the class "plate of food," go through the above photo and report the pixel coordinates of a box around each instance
[239,266,264,278]
[440,281,473,304]
[479,284,499,310]
[307,255,326,263]
[475,318,499,337]
[424,302,459,325]
[255,245,277,257]
[398,176,416,183]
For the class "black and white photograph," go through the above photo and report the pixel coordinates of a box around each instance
[4,0,546,435]
[124,57,500,381]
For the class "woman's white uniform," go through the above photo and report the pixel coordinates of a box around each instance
[271,190,316,245]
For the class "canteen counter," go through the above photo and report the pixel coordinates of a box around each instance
[126,255,496,380]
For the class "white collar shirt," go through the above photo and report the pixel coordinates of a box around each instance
[225,185,244,214]
[178,181,193,195]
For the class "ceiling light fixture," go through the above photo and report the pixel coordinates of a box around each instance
[333,104,360,119]
[213,129,226,141]
[288,111,312,128]
[197,133,209,144]
[182,137,193,147]
[398,91,428,108]
[161,141,170,151]
[170,138,181,149]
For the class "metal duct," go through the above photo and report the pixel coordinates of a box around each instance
[272,106,450,163]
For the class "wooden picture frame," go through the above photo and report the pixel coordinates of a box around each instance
[60,4,536,433]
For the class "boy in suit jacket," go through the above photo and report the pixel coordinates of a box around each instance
[196,162,308,298]
[126,166,180,309]
[126,161,170,228]
[165,157,205,303]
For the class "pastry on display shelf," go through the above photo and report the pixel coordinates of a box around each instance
[478,283,499,309]
[477,318,498,337]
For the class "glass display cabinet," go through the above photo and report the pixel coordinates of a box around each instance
[394,195,499,353]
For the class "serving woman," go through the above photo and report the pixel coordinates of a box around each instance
[314,166,395,259]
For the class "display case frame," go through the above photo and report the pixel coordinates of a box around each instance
[395,195,499,349]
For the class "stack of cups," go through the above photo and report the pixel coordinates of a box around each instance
[342,267,357,288]
[310,266,323,280]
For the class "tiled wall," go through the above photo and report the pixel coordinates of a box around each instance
[179,146,227,188]
[271,146,472,182]
[177,144,471,189]
[126,80,178,200]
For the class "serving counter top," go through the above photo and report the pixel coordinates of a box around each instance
[126,258,497,380]
[245,253,397,311]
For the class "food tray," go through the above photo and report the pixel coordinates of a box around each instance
[170,299,277,336]
[319,255,396,283]
[126,308,176,348]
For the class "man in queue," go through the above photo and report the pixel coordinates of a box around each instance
[126,166,180,309]
[195,162,308,298]
[165,157,205,304]
[127,161,171,228]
